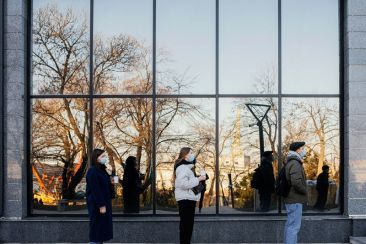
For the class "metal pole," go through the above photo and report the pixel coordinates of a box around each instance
[258,122,265,157]
[228,173,234,208]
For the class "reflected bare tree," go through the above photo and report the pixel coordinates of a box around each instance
[32,5,213,205]
[283,99,339,178]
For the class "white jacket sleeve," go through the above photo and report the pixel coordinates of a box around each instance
[175,167,199,190]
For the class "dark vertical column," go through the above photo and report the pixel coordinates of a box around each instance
[0,0,4,217]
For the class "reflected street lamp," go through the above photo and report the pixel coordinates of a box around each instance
[245,103,271,157]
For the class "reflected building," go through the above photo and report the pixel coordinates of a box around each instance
[220,110,249,198]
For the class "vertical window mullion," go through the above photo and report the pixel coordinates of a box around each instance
[88,0,94,169]
[215,0,220,215]
[277,0,282,215]
[152,0,157,215]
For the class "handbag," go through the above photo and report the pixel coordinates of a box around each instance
[192,182,205,195]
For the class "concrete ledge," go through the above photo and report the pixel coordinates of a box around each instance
[351,236,366,244]
[0,217,352,243]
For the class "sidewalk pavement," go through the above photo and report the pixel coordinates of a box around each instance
[3,242,352,244]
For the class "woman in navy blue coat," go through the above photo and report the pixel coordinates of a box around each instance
[86,149,115,244]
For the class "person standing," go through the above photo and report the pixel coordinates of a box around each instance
[284,142,308,244]
[86,149,115,244]
[122,156,144,213]
[174,147,206,244]
[258,151,275,212]
[314,165,330,210]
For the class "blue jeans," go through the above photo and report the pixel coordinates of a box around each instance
[284,203,303,244]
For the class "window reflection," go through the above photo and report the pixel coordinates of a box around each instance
[282,0,339,94]
[93,98,153,213]
[156,98,216,214]
[94,0,152,94]
[282,98,340,212]
[156,0,215,94]
[32,0,90,95]
[219,98,278,213]
[220,0,278,94]
[31,99,89,213]
[30,0,341,216]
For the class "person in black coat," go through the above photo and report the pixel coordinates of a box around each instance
[86,149,115,244]
[122,156,144,213]
[258,151,275,212]
[314,165,330,210]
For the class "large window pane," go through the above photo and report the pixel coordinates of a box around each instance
[31,99,89,214]
[220,0,278,94]
[219,98,278,213]
[156,98,216,214]
[282,0,339,94]
[282,98,340,212]
[94,0,152,94]
[156,0,215,94]
[32,0,90,95]
[93,98,153,214]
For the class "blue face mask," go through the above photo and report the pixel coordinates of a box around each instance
[187,153,195,163]
[299,148,306,158]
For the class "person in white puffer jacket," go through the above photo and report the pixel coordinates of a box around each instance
[173,147,206,244]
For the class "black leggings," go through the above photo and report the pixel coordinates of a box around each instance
[178,200,196,244]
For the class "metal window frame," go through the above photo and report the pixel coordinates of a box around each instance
[27,0,344,217]
[26,0,33,216]
[0,0,4,217]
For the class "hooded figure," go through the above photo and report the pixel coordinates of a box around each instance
[122,156,143,213]
[314,165,330,210]
[258,151,275,211]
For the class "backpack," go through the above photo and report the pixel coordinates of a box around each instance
[275,165,290,197]
[250,165,262,189]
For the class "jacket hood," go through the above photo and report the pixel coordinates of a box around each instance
[174,159,194,171]
[261,157,273,165]
[176,163,194,171]
[287,150,303,164]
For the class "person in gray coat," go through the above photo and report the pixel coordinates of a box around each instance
[283,141,308,244]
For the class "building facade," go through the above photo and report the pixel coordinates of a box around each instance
[0,0,366,243]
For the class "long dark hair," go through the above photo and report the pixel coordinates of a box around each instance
[171,147,192,183]
[176,147,191,164]
[91,148,105,169]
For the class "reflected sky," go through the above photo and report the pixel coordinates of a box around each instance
[33,0,339,95]
[220,0,278,94]
[94,0,152,41]
[33,0,89,18]
[282,0,339,94]
[156,0,215,94]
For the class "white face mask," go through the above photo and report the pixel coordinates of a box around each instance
[299,148,306,158]
[98,154,108,165]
